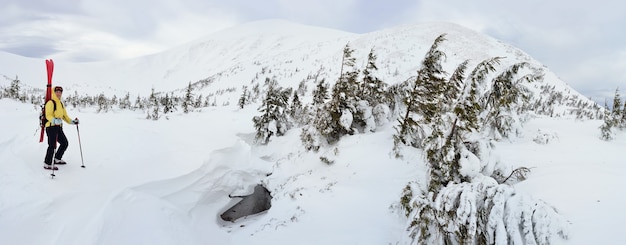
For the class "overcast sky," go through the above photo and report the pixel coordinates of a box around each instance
[1,0,624,101]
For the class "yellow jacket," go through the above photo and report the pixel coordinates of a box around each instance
[45,92,73,127]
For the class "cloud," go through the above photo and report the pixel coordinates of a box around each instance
[0,0,242,61]
[403,0,626,102]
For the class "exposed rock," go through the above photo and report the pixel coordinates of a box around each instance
[220,184,272,222]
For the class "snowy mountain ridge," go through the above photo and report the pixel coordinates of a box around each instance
[0,20,598,117]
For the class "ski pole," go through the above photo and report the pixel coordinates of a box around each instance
[76,121,85,168]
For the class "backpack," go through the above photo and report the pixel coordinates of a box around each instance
[39,100,57,128]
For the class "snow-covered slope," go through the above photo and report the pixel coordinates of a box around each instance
[0,20,616,245]
[0,20,595,114]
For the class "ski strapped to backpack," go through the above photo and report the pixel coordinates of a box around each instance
[39,59,54,143]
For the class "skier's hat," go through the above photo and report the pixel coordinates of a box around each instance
[54,86,63,92]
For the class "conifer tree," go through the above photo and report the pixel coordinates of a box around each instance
[111,95,118,107]
[622,100,626,129]
[9,76,20,99]
[312,78,329,106]
[361,47,389,107]
[612,88,622,127]
[195,95,203,108]
[340,43,356,75]
[119,92,131,110]
[134,94,144,110]
[600,100,614,140]
[481,62,541,139]
[297,79,307,97]
[394,34,448,150]
[316,43,362,143]
[288,90,305,125]
[455,57,501,132]
[183,82,194,113]
[238,85,249,109]
[163,93,175,114]
[388,34,568,244]
[96,93,110,113]
[148,88,160,120]
[252,79,292,144]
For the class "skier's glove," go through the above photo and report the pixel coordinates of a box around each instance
[72,118,80,125]
[52,118,63,125]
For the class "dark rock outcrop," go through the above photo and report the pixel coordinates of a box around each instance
[220,184,272,222]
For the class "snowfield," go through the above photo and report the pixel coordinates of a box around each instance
[0,20,623,245]
[0,98,623,244]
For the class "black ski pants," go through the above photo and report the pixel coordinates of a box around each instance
[44,125,68,164]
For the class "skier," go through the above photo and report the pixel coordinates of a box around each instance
[43,86,79,170]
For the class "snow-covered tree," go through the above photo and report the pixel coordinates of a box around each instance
[600,100,614,141]
[183,82,194,113]
[390,33,567,245]
[297,79,307,97]
[394,34,448,151]
[361,48,388,106]
[119,93,131,110]
[252,79,292,144]
[96,93,110,113]
[611,88,622,128]
[148,88,160,120]
[622,100,626,128]
[8,76,20,99]
[482,62,541,140]
[300,124,323,152]
[402,180,569,245]
[238,85,249,109]
[312,78,329,106]
[162,93,175,114]
[288,90,308,126]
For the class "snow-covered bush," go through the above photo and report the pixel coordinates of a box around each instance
[533,129,559,145]
[300,125,322,152]
[402,179,570,245]
[372,103,391,127]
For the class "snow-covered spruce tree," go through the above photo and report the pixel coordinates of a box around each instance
[297,79,307,97]
[361,47,389,106]
[119,92,131,110]
[404,107,569,244]
[195,94,204,108]
[183,82,194,113]
[393,34,448,153]
[111,95,118,108]
[252,78,292,145]
[8,76,21,100]
[312,78,329,106]
[238,85,249,109]
[134,94,143,110]
[96,93,110,113]
[301,78,329,151]
[148,88,160,120]
[622,100,626,129]
[314,43,361,144]
[392,35,568,244]
[359,47,390,131]
[481,62,542,140]
[611,88,622,128]
[288,90,308,126]
[600,100,614,141]
[403,179,569,245]
[162,92,175,114]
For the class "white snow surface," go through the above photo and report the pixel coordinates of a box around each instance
[0,20,622,244]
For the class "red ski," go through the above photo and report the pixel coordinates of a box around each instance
[39,59,54,142]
